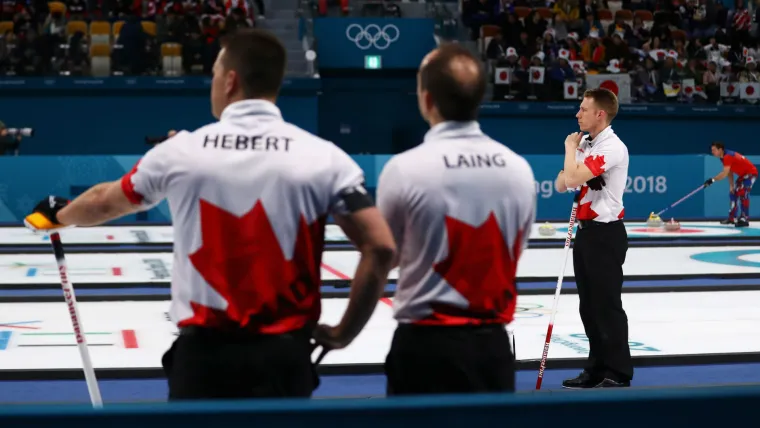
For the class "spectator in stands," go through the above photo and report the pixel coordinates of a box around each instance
[633,55,660,101]
[549,48,575,87]
[116,12,148,75]
[500,11,524,46]
[582,10,604,38]
[182,27,205,74]
[579,0,599,21]
[515,30,533,57]
[223,7,251,34]
[525,10,548,40]
[659,52,681,91]
[628,15,650,48]
[63,30,89,75]
[564,32,582,59]
[682,56,704,82]
[687,0,718,39]
[730,0,752,45]
[463,0,499,40]
[554,0,583,34]
[606,31,632,71]
[581,30,606,69]
[739,56,759,81]
[539,28,559,62]
[0,30,12,74]
[486,31,507,59]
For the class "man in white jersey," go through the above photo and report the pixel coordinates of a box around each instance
[23,29,396,400]
[555,88,632,389]
[375,43,537,395]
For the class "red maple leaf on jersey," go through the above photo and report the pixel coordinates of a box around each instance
[576,185,598,220]
[429,213,524,324]
[183,199,325,333]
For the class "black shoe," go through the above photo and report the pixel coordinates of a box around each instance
[736,218,749,228]
[593,378,631,388]
[562,371,601,389]
[720,218,735,225]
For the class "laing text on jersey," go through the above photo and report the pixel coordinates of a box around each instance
[443,153,506,169]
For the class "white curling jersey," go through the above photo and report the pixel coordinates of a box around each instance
[120,100,371,333]
[376,122,536,325]
[574,125,629,222]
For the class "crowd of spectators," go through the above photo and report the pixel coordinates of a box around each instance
[0,0,265,76]
[464,0,760,103]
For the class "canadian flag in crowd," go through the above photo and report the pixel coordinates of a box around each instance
[681,79,707,99]
[529,66,545,84]
[740,82,760,99]
[564,81,579,99]
[720,81,740,97]
[494,67,512,85]
[584,73,631,103]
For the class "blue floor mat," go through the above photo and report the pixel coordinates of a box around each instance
[1,363,759,404]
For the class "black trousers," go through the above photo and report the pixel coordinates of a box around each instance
[384,323,515,395]
[573,220,633,381]
[162,326,316,400]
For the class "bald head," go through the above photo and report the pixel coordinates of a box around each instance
[418,43,486,122]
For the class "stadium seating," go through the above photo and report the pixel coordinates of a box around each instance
[469,0,760,104]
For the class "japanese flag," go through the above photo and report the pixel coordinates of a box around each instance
[529,66,545,84]
[494,67,512,85]
[584,73,631,103]
[682,79,707,99]
[564,81,579,99]
[720,81,739,97]
[740,82,760,99]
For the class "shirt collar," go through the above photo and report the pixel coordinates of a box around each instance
[220,99,282,122]
[586,125,613,146]
[423,121,483,143]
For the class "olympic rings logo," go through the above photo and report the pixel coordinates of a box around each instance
[345,24,400,50]
[514,303,551,318]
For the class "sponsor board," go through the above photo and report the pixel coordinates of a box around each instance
[1,246,759,287]
[0,291,756,370]
[2,222,757,248]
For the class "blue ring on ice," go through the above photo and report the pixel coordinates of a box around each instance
[690,249,760,268]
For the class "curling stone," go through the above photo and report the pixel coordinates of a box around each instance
[664,218,681,231]
[538,222,557,236]
[646,212,663,228]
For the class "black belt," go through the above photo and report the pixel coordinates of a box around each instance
[577,219,621,229]
[178,325,312,342]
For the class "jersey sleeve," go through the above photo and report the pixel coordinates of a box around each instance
[722,155,734,169]
[583,144,624,177]
[120,132,185,209]
[328,147,374,216]
[375,158,405,249]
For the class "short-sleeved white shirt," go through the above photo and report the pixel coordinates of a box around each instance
[120,100,367,333]
[376,121,537,326]
[574,126,629,222]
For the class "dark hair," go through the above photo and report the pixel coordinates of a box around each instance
[419,43,486,122]
[583,87,619,121]
[711,141,725,150]
[219,28,287,99]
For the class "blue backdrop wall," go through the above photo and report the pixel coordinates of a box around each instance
[0,154,754,224]
[2,77,760,156]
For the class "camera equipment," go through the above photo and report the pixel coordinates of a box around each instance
[145,136,169,145]
[6,128,34,138]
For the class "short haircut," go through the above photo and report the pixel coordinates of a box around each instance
[711,141,725,151]
[419,43,486,122]
[583,88,619,122]
[219,28,287,99]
